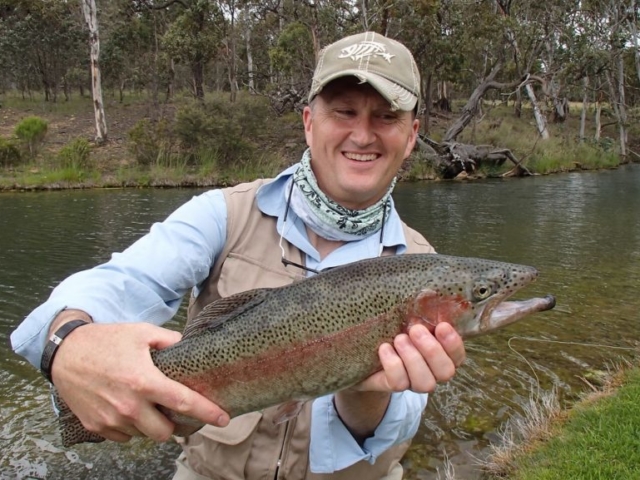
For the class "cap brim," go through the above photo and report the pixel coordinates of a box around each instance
[310,70,418,112]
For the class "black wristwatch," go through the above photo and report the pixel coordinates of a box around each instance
[40,319,89,383]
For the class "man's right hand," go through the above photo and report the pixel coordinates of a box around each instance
[50,320,230,443]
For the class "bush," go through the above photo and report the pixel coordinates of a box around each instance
[127,118,176,166]
[0,136,21,167]
[14,116,48,158]
[57,138,92,169]
[174,98,257,169]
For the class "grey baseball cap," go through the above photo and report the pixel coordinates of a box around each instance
[309,31,421,112]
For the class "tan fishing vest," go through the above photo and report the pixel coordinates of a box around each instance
[173,179,435,480]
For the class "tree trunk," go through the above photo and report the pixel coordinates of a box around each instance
[525,83,550,139]
[595,96,602,141]
[606,58,628,158]
[422,73,433,134]
[436,81,451,112]
[443,60,523,142]
[228,1,237,103]
[246,26,254,92]
[192,54,205,99]
[166,58,175,101]
[514,88,522,118]
[579,76,588,142]
[629,0,640,83]
[81,0,108,144]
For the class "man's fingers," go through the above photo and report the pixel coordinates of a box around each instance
[409,324,457,382]
[134,404,176,442]
[394,333,436,392]
[377,342,410,391]
[432,323,466,367]
[100,429,134,443]
[153,380,230,428]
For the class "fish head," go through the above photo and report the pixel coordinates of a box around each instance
[405,257,555,338]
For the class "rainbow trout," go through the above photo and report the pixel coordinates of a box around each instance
[57,253,555,446]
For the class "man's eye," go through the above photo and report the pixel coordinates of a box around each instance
[379,113,399,122]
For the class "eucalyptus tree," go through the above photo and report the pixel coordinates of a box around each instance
[158,0,223,99]
[0,0,85,101]
[82,0,108,143]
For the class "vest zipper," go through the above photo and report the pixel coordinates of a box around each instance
[274,415,296,480]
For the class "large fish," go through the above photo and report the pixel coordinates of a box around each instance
[57,253,555,446]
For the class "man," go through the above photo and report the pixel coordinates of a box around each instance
[11,32,465,479]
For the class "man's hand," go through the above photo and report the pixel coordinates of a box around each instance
[355,322,466,393]
[333,323,465,442]
[51,321,230,443]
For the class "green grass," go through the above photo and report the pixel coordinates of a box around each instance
[2,93,96,115]
[455,103,630,175]
[486,366,640,479]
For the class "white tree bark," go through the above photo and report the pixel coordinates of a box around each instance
[579,76,588,142]
[595,97,602,141]
[629,0,640,83]
[525,84,550,139]
[246,26,254,92]
[81,0,107,144]
[606,60,628,157]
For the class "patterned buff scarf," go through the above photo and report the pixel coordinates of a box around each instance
[288,149,396,242]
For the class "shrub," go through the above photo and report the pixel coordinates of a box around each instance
[0,137,21,167]
[14,116,48,158]
[57,138,92,169]
[174,99,257,169]
[127,118,176,166]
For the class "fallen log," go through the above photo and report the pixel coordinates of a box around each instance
[417,134,533,179]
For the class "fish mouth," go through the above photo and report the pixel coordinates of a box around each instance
[484,295,556,332]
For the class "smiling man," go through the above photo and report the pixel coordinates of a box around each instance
[12,32,466,479]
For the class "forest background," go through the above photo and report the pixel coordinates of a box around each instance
[0,0,639,189]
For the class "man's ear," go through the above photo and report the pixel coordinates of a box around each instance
[405,118,420,158]
[303,106,313,145]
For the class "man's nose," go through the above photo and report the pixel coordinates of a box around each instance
[350,116,376,146]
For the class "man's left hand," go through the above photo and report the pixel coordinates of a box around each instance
[354,322,466,393]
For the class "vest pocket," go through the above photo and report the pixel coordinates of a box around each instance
[179,413,263,479]
[218,253,301,298]
[197,412,263,444]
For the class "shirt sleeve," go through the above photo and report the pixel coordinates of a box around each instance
[309,391,428,473]
[10,190,228,368]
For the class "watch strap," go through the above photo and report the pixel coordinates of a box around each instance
[40,319,89,383]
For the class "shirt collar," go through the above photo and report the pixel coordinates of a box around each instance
[256,164,408,253]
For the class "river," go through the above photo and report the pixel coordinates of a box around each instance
[1,165,639,479]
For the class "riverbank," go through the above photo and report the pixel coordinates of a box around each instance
[1,92,637,191]
[479,358,640,479]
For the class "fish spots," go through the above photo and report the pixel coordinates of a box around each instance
[152,253,542,430]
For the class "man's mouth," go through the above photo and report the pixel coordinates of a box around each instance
[344,152,378,162]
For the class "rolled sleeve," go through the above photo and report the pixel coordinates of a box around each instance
[309,391,428,473]
[10,190,228,368]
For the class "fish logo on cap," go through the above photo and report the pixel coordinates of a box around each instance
[338,41,395,63]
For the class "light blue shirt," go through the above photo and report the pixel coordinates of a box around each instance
[11,164,428,473]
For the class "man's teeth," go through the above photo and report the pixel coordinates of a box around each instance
[345,153,377,161]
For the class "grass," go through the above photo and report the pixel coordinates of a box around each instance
[481,359,640,479]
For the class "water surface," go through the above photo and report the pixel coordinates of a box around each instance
[1,166,639,479]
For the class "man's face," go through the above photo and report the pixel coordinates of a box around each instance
[303,77,419,210]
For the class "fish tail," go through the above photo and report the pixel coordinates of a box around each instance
[53,387,106,447]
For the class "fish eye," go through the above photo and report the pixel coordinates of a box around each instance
[473,282,493,300]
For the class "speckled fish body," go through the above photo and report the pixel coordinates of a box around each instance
[57,253,555,446]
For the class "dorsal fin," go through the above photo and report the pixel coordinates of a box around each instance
[182,288,271,339]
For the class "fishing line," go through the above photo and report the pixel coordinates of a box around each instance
[506,336,638,397]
